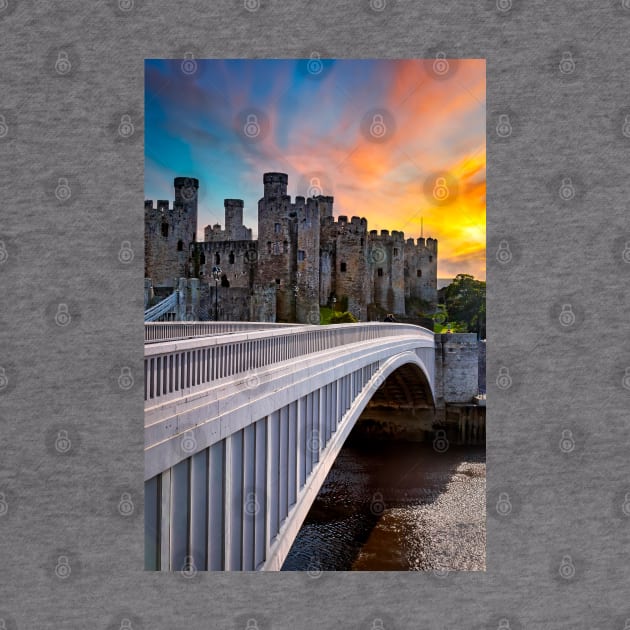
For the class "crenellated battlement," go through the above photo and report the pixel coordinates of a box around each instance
[145,171,438,321]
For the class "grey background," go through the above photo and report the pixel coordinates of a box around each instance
[1,0,629,628]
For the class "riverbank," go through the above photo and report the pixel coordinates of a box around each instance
[281,441,486,571]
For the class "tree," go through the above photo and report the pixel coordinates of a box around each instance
[442,274,486,338]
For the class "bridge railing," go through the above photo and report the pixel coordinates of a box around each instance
[144,291,179,322]
[145,321,302,343]
[144,322,434,404]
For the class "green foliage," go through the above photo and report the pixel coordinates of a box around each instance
[405,296,433,318]
[319,306,333,325]
[329,310,358,324]
[441,274,486,338]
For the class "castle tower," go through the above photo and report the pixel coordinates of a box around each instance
[368,229,406,316]
[144,177,199,286]
[224,199,243,238]
[403,235,438,307]
[263,172,288,199]
[295,197,320,323]
[173,176,199,244]
[320,215,370,321]
[256,172,294,322]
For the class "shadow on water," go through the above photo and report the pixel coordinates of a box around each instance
[281,430,486,571]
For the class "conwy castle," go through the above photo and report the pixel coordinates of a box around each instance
[144,173,438,323]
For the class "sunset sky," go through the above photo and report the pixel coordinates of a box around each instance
[145,59,485,281]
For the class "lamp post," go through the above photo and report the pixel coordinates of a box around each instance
[293,284,299,323]
[212,265,222,321]
[331,296,337,312]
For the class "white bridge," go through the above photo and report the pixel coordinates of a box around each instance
[144,321,436,571]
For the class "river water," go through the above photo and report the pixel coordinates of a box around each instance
[281,438,486,571]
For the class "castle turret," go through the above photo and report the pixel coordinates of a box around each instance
[257,173,294,321]
[263,172,288,199]
[144,177,199,286]
[224,199,243,234]
[404,235,438,307]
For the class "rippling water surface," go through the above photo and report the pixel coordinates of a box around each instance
[281,439,485,571]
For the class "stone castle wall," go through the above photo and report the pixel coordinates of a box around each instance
[145,173,438,322]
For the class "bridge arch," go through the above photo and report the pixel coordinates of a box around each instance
[144,322,435,571]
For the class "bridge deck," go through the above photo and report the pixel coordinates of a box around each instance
[143,321,436,571]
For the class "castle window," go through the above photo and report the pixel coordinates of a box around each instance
[215,253,220,264]
[417,269,422,277]
[393,248,399,256]
[229,251,235,264]
[161,223,169,238]
[283,240,288,254]
[274,223,281,234]
[298,250,305,262]
[340,262,347,272]
[273,242,280,255]
[200,252,206,265]
[404,268,409,277]
[377,268,383,277]
[275,278,280,285]
[361,238,364,247]
[429,255,433,262]
[267,241,272,254]
[177,240,183,252]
